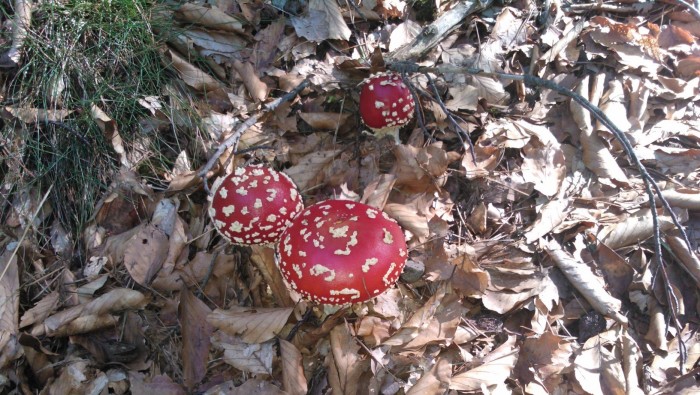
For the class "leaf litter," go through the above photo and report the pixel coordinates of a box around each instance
[1,0,700,394]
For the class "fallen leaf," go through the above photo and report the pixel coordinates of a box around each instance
[179,288,213,390]
[280,339,307,395]
[326,322,367,395]
[450,336,520,391]
[291,0,351,42]
[208,306,293,343]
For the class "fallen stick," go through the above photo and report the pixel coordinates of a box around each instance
[197,78,310,193]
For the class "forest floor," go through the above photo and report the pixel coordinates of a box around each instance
[1,0,700,394]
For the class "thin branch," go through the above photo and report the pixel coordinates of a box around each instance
[424,73,476,164]
[197,79,310,193]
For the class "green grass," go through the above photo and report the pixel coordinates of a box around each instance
[0,0,199,241]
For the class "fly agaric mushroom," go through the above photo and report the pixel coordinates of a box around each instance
[277,200,407,305]
[208,165,304,245]
[359,72,415,143]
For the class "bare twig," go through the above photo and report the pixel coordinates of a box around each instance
[424,73,476,164]
[197,79,310,193]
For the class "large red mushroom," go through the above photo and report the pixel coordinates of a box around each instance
[208,165,304,245]
[277,200,407,305]
[359,72,415,142]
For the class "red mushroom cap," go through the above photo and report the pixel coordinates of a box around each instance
[277,200,407,305]
[359,72,415,133]
[208,165,304,245]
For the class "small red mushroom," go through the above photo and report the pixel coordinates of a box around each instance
[359,72,415,142]
[277,200,407,305]
[208,165,304,245]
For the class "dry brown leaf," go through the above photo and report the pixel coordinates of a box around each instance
[523,197,571,243]
[406,357,451,395]
[514,332,575,391]
[90,104,129,168]
[666,230,700,285]
[180,288,213,390]
[598,208,684,249]
[392,143,449,193]
[450,335,520,391]
[249,245,295,307]
[449,247,490,296]
[204,378,287,395]
[231,60,268,102]
[660,188,700,209]
[283,150,340,191]
[207,306,293,343]
[355,316,392,347]
[521,139,566,197]
[35,288,146,337]
[446,75,509,111]
[174,3,244,33]
[596,80,632,137]
[179,28,246,65]
[0,247,21,369]
[213,333,274,375]
[360,174,397,209]
[383,284,447,347]
[279,339,307,395]
[290,0,351,42]
[129,371,187,395]
[19,290,60,329]
[570,76,629,186]
[4,106,72,123]
[389,20,421,52]
[123,224,169,286]
[298,112,350,130]
[399,294,463,350]
[163,47,222,92]
[383,202,430,241]
[326,322,366,395]
[49,314,118,337]
[545,239,628,324]
[573,327,642,395]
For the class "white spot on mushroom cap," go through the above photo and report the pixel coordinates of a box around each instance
[219,187,228,199]
[236,187,247,196]
[363,257,378,273]
[229,221,243,232]
[382,262,397,285]
[266,214,277,222]
[222,205,235,216]
[292,264,303,278]
[330,288,361,299]
[366,209,377,218]
[310,264,336,282]
[254,199,263,209]
[382,229,393,244]
[329,225,349,238]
